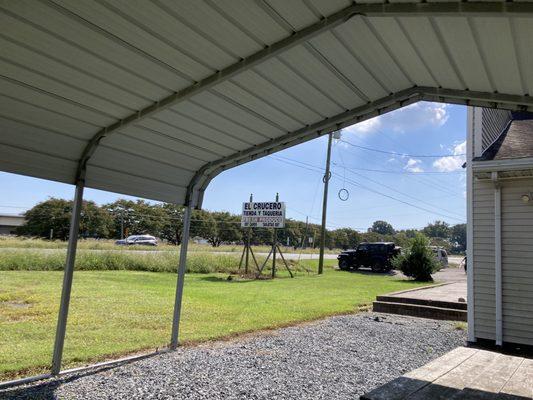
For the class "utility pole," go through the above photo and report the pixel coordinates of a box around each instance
[245,193,252,274]
[301,215,309,249]
[318,132,333,275]
[272,192,279,278]
[120,209,124,240]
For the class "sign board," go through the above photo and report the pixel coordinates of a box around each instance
[241,202,285,228]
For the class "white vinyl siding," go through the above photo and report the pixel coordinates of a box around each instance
[473,177,533,345]
[501,179,533,346]
[473,178,495,340]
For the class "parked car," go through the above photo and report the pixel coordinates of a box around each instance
[337,242,401,272]
[115,235,158,246]
[430,246,448,268]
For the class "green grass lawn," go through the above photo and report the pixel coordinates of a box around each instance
[0,260,428,380]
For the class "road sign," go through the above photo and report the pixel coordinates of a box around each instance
[241,201,285,228]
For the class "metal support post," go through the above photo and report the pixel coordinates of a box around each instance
[170,204,192,349]
[272,230,277,278]
[245,193,252,274]
[318,132,333,275]
[51,181,84,375]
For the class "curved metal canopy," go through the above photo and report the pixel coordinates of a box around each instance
[2,0,533,207]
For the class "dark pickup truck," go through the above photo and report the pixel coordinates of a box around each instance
[337,242,401,272]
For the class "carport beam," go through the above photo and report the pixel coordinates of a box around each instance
[51,181,84,375]
[170,204,192,349]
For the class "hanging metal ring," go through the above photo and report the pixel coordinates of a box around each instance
[322,171,332,183]
[338,188,349,201]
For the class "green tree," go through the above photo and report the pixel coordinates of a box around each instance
[202,211,241,247]
[19,198,113,240]
[79,201,114,238]
[392,234,438,281]
[332,229,349,249]
[401,229,419,239]
[190,209,216,241]
[370,220,395,235]
[422,220,450,239]
[104,199,166,238]
[159,204,184,245]
[392,232,411,249]
[450,223,467,252]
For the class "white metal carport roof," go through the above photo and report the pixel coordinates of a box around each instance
[2,0,533,208]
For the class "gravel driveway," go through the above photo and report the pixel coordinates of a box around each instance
[1,313,466,400]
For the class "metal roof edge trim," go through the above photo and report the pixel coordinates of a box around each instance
[189,86,533,209]
[187,86,424,208]
[472,157,533,173]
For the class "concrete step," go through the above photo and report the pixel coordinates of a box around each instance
[376,295,467,310]
[373,301,467,322]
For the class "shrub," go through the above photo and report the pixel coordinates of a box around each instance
[391,234,438,281]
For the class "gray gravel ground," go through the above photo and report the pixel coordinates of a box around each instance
[0,313,466,400]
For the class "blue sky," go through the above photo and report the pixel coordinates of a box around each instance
[0,101,466,231]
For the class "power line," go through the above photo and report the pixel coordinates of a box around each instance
[372,130,467,197]
[339,138,465,158]
[331,163,464,175]
[272,155,464,218]
[338,165,465,219]
[335,173,465,222]
[270,155,465,223]
[338,137,466,197]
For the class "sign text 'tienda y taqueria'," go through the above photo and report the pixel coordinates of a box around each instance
[241,202,286,228]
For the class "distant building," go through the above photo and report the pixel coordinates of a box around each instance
[0,214,25,235]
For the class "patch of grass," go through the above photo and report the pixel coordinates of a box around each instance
[453,322,467,331]
[0,260,429,379]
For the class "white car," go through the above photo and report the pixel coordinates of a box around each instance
[115,235,158,246]
[430,246,448,268]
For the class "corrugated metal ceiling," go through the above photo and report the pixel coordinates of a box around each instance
[1,0,533,206]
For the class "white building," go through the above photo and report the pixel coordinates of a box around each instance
[0,213,25,235]
[468,108,533,348]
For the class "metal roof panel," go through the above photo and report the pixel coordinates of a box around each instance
[280,44,367,109]
[309,30,390,100]
[1,0,191,89]
[433,17,493,92]
[0,1,532,205]
[156,0,262,58]
[389,16,464,89]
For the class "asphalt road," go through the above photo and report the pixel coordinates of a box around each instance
[0,247,338,260]
[0,248,462,263]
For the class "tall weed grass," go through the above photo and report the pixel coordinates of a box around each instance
[0,250,253,274]
[0,237,337,254]
[0,248,322,274]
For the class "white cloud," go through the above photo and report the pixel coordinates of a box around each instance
[344,116,381,135]
[433,140,466,172]
[343,101,449,136]
[404,158,424,173]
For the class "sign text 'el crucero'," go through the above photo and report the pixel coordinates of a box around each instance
[241,202,285,228]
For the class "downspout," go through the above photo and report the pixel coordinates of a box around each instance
[466,107,475,343]
[491,171,503,346]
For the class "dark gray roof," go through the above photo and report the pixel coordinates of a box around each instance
[475,112,533,161]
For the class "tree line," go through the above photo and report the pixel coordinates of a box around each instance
[17,198,466,252]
